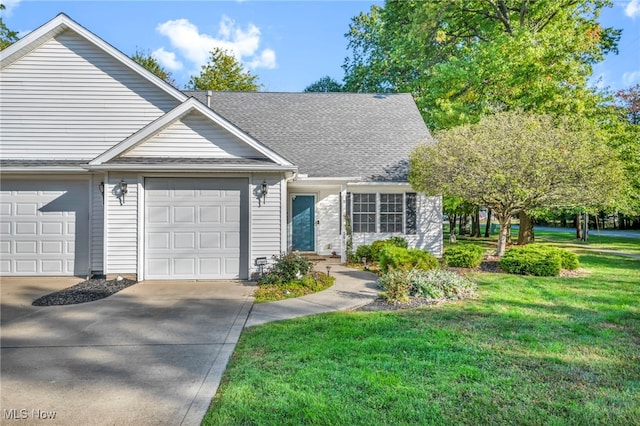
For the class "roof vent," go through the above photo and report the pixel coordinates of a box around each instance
[373,94,387,99]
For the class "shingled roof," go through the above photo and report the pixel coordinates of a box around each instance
[184,92,432,182]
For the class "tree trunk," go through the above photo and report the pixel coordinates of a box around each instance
[484,208,492,238]
[517,211,535,245]
[471,207,481,237]
[576,213,582,239]
[450,214,457,235]
[496,214,511,256]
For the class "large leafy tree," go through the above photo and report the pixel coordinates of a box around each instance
[344,0,620,130]
[304,76,343,92]
[0,4,19,50]
[187,47,261,91]
[131,49,176,87]
[409,111,624,255]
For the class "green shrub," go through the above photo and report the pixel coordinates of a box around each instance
[409,269,477,300]
[370,237,408,261]
[259,252,313,285]
[354,245,373,263]
[499,245,578,277]
[443,244,485,268]
[379,245,438,273]
[558,250,580,270]
[377,269,411,303]
[378,269,477,303]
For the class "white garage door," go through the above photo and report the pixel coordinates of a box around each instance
[0,179,90,276]
[145,178,248,280]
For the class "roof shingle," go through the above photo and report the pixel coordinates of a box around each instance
[185,92,432,181]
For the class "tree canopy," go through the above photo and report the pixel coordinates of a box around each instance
[409,111,624,255]
[131,49,176,87]
[186,47,262,92]
[343,0,620,130]
[304,76,343,92]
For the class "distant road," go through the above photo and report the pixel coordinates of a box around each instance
[531,226,640,239]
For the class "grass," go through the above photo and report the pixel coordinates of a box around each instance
[203,238,639,425]
[253,272,334,303]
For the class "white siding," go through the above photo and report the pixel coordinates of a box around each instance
[250,176,283,276]
[105,174,138,275]
[350,194,443,256]
[90,174,105,273]
[0,31,178,159]
[124,112,268,159]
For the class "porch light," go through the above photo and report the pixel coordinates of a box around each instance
[118,179,128,205]
[98,181,105,198]
[261,180,268,203]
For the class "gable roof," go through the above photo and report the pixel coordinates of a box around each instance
[89,98,295,171]
[185,92,432,182]
[0,13,187,103]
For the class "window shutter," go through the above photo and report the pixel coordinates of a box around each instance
[406,193,417,235]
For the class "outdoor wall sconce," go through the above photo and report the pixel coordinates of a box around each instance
[118,179,128,205]
[98,181,105,199]
[260,180,268,203]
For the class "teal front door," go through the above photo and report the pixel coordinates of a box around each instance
[292,195,315,252]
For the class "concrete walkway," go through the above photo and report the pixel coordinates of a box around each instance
[245,261,380,328]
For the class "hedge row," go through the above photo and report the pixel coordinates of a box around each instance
[499,245,579,277]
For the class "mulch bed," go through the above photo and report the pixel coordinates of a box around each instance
[32,277,138,306]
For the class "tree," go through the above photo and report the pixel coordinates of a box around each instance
[187,47,261,91]
[343,1,620,130]
[131,49,176,87]
[304,76,343,92]
[409,111,624,256]
[1,4,19,50]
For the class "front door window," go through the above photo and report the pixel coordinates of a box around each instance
[292,195,315,252]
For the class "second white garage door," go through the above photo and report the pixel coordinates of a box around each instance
[144,178,248,280]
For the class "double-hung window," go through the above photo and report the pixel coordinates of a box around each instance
[352,193,376,233]
[379,194,403,233]
[347,192,417,234]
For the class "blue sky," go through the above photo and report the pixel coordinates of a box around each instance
[3,0,639,92]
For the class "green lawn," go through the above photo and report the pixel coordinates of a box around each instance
[203,241,639,425]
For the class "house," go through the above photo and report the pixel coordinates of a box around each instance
[0,14,442,281]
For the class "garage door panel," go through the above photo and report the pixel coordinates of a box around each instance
[200,206,220,223]
[148,232,170,249]
[15,241,37,253]
[42,241,63,253]
[200,258,221,275]
[0,179,90,276]
[148,258,170,276]
[174,232,195,249]
[225,232,240,249]
[174,206,195,223]
[145,178,247,279]
[148,206,170,224]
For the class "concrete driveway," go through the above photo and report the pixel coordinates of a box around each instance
[1,277,254,425]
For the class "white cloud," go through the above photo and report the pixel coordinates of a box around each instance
[152,47,183,71]
[155,16,277,73]
[2,0,22,16]
[622,70,640,86]
[626,0,640,18]
[247,48,277,69]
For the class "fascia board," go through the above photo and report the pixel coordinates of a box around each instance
[85,164,298,172]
